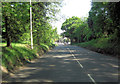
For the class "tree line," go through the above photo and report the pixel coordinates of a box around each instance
[2,2,61,47]
[61,2,120,44]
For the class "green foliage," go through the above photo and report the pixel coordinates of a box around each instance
[2,2,30,43]
[31,2,60,46]
[77,38,110,48]
[74,38,120,55]
[61,2,120,47]
[1,42,56,71]
[18,33,30,44]
[61,16,90,43]
[2,44,37,71]
[40,43,49,52]
[88,2,120,41]
[1,2,61,72]
[61,2,119,56]
[2,2,61,47]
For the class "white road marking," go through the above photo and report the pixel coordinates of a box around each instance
[88,74,96,84]
[67,48,83,68]
[67,47,97,84]
[71,53,83,68]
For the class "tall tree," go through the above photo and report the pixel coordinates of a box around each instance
[2,2,30,47]
[88,2,120,42]
[61,16,89,43]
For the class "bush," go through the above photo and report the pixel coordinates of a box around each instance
[40,43,49,52]
[73,38,120,56]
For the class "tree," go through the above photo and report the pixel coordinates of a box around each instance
[107,2,120,42]
[88,2,120,42]
[2,2,62,47]
[61,16,89,44]
[32,2,61,46]
[2,2,30,47]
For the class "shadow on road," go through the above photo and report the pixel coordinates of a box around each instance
[6,45,118,82]
[67,45,118,82]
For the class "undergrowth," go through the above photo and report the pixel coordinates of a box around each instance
[1,43,55,72]
[73,38,120,56]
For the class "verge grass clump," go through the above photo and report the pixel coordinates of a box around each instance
[1,42,56,72]
[40,43,49,52]
[74,38,120,57]
[2,45,37,72]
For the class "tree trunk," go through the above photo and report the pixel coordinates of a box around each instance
[70,38,73,45]
[77,35,79,43]
[5,16,11,47]
[7,36,11,47]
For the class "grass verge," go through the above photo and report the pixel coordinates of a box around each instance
[1,43,55,80]
[73,38,120,58]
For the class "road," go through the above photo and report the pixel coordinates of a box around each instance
[6,44,119,83]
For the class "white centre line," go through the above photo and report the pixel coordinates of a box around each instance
[67,47,96,84]
[71,53,83,68]
[67,48,83,68]
[88,74,97,84]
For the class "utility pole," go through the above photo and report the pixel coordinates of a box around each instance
[30,0,33,49]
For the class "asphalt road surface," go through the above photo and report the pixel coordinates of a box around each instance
[6,43,119,83]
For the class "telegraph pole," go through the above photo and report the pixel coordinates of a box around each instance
[30,0,33,49]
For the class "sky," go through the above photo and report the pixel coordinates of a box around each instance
[53,0,92,34]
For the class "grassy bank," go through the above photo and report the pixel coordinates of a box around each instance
[1,43,55,75]
[73,38,120,58]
